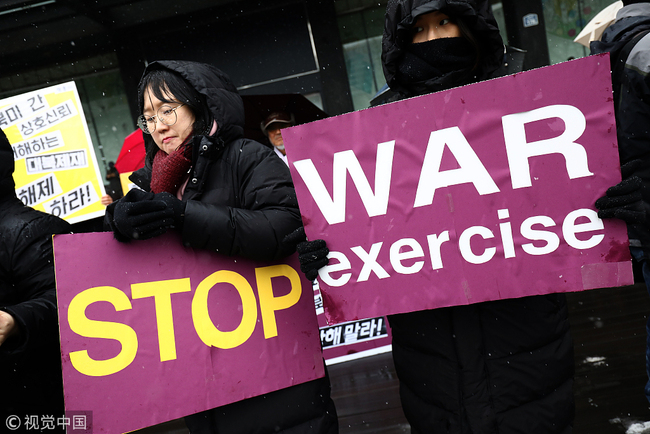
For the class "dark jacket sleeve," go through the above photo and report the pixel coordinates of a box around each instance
[1,214,71,356]
[182,141,302,261]
[616,33,650,164]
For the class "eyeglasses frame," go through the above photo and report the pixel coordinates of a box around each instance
[137,103,185,134]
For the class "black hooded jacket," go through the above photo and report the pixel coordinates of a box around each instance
[129,60,302,261]
[379,2,574,433]
[591,3,650,257]
[0,129,71,419]
[382,0,507,97]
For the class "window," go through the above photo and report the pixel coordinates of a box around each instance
[336,1,387,110]
[542,0,615,64]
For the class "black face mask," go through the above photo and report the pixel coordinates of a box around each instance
[398,37,477,93]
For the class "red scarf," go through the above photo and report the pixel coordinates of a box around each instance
[150,138,193,195]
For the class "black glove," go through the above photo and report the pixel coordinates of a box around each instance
[283,226,329,281]
[107,189,186,242]
[104,189,149,242]
[595,159,650,225]
[154,192,186,228]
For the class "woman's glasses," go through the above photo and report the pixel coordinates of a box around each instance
[137,104,185,134]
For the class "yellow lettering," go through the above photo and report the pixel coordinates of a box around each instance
[256,265,302,339]
[67,286,137,377]
[131,278,192,362]
[191,271,256,349]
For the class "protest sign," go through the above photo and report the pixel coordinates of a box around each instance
[54,232,324,434]
[0,82,105,223]
[283,54,633,325]
[313,280,392,363]
[119,171,135,195]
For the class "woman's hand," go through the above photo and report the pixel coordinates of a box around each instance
[283,227,330,281]
[0,311,17,347]
[595,159,650,226]
[106,189,185,241]
[101,194,114,206]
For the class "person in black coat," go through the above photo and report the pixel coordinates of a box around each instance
[292,1,574,433]
[104,60,338,434]
[0,128,71,428]
[592,0,650,402]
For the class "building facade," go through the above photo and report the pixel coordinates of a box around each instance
[0,0,615,182]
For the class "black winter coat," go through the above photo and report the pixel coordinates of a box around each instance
[591,3,650,258]
[381,1,574,433]
[128,61,337,434]
[0,195,71,418]
[130,61,301,262]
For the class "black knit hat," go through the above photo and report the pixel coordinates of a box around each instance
[0,128,16,197]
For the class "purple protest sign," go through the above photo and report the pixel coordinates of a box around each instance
[283,54,633,325]
[54,232,324,434]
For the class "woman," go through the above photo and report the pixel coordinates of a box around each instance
[105,60,338,434]
[295,1,574,433]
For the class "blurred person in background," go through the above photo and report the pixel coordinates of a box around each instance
[261,111,295,166]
